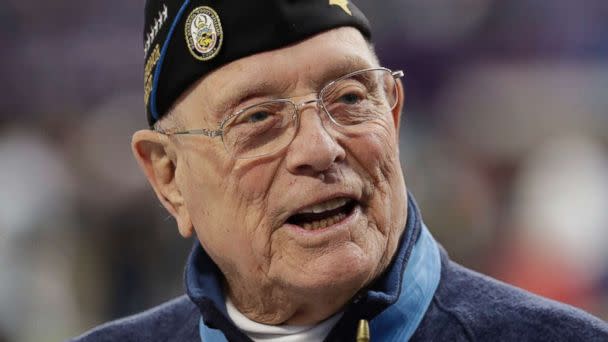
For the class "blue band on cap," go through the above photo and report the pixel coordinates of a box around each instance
[150,0,191,121]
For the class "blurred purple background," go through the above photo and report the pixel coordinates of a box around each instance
[1,0,607,340]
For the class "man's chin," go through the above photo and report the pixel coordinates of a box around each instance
[275,247,377,296]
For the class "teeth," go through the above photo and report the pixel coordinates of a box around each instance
[300,212,347,231]
[298,197,349,214]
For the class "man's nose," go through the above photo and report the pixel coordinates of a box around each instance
[285,104,346,176]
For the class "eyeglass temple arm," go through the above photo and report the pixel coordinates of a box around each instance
[158,128,223,137]
[392,70,404,79]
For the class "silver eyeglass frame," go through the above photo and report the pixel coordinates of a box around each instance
[156,67,404,158]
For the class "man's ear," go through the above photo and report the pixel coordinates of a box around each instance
[391,78,405,138]
[131,130,193,237]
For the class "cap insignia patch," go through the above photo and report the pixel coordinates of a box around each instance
[185,6,223,61]
[329,0,352,16]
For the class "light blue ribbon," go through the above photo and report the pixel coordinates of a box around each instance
[199,316,229,342]
[370,224,441,341]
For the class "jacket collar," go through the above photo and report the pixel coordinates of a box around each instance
[185,193,431,341]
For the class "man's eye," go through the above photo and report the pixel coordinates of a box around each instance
[338,93,363,105]
[327,83,367,106]
[339,93,362,105]
[247,111,271,123]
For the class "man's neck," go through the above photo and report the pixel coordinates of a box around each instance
[226,295,343,341]
[224,275,362,325]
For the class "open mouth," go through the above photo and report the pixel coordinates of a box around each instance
[286,197,357,230]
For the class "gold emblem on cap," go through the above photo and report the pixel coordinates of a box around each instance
[329,0,352,16]
[185,6,223,61]
[144,44,161,106]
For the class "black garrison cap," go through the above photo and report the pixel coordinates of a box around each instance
[143,0,372,126]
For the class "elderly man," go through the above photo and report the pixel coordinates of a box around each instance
[73,0,608,341]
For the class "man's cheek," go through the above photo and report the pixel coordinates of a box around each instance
[350,129,395,178]
[233,161,281,199]
[368,124,400,174]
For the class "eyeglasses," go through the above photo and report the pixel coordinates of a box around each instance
[157,67,404,159]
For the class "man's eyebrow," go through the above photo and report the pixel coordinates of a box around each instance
[310,55,375,90]
[211,55,374,120]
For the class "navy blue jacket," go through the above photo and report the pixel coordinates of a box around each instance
[72,197,608,341]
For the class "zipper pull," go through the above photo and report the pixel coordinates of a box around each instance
[356,319,370,342]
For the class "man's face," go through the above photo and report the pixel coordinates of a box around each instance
[153,27,406,322]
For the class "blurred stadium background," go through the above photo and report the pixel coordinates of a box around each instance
[1,0,607,340]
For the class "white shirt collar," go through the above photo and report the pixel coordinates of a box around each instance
[226,296,343,342]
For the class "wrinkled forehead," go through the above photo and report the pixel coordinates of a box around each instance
[177,28,377,121]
